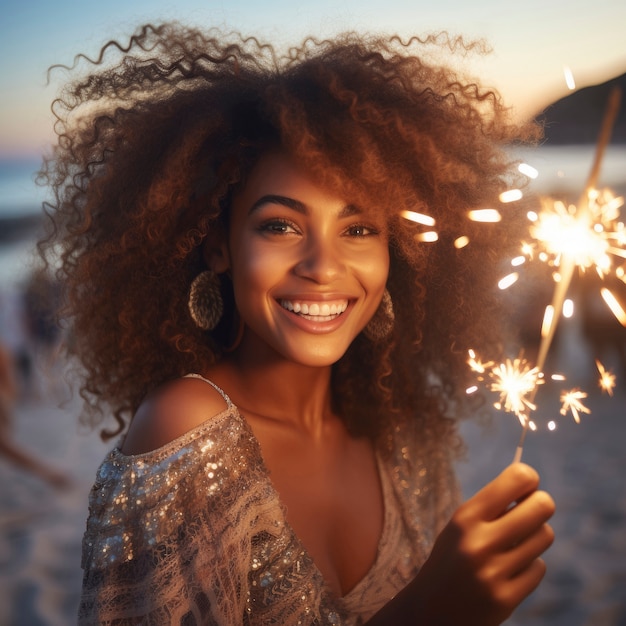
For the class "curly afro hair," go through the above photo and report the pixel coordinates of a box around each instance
[38,23,539,440]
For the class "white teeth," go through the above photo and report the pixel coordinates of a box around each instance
[280,299,348,319]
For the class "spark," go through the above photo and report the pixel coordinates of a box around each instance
[526,191,625,276]
[563,299,574,318]
[401,210,436,226]
[415,231,439,243]
[498,272,519,290]
[600,287,626,326]
[559,389,591,423]
[520,189,626,328]
[467,349,493,375]
[541,305,555,338]
[563,65,576,90]
[468,209,502,223]
[499,189,523,203]
[529,196,612,271]
[521,241,534,258]
[596,360,616,396]
[518,163,539,179]
[454,236,470,249]
[489,357,542,424]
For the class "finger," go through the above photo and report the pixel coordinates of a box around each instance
[506,557,547,599]
[501,522,555,578]
[465,463,540,522]
[488,490,555,549]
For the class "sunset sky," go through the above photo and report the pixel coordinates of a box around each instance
[2,0,626,158]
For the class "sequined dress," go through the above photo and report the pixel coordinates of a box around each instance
[79,377,459,625]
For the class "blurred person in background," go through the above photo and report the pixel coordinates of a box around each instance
[0,339,70,488]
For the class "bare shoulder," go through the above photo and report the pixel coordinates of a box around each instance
[121,376,230,455]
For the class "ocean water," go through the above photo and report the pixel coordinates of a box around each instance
[0,157,47,218]
[0,146,625,624]
[0,157,48,288]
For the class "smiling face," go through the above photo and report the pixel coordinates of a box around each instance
[213,151,390,368]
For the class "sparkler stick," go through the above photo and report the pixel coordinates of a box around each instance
[513,85,623,463]
[512,261,574,462]
[584,87,622,194]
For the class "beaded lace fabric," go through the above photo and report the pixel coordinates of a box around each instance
[79,377,459,625]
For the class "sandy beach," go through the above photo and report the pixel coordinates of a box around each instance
[0,314,625,625]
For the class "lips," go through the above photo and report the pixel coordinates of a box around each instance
[279,299,348,321]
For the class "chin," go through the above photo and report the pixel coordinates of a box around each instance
[277,337,354,368]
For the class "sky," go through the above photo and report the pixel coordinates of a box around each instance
[1,0,626,159]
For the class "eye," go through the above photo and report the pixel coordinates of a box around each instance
[345,223,379,237]
[258,219,299,235]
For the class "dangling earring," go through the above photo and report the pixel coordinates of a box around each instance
[188,270,224,330]
[363,288,394,341]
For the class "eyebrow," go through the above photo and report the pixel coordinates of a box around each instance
[248,194,361,218]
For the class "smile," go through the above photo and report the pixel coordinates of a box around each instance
[279,299,348,321]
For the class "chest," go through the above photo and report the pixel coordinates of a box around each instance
[249,422,385,597]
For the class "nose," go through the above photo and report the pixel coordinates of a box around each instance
[293,234,344,284]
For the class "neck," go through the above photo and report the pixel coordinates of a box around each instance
[216,341,335,437]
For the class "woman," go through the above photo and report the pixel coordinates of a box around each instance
[40,23,554,624]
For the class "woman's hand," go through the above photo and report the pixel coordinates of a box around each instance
[416,462,555,624]
[368,463,555,625]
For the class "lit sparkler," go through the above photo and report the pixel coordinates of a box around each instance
[401,84,624,457]
[515,90,626,461]
[512,86,624,460]
[464,85,624,462]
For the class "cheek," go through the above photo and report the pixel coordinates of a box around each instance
[359,246,390,290]
[229,241,288,310]
[236,242,289,283]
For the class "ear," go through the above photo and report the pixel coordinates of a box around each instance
[203,228,231,274]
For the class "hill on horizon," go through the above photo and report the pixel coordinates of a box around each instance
[534,72,626,145]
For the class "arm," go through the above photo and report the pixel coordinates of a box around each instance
[367,463,555,626]
[0,435,71,488]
